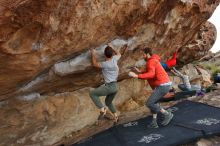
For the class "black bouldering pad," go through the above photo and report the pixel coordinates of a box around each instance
[74,100,220,146]
[171,100,220,136]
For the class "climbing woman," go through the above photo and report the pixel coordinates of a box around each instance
[89,44,127,123]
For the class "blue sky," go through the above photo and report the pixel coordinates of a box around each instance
[209,5,220,53]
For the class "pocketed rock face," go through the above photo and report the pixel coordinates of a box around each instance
[0,0,219,100]
[0,65,212,146]
[178,21,217,64]
[0,0,219,146]
[0,78,148,146]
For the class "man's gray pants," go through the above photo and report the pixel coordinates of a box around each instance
[146,85,171,114]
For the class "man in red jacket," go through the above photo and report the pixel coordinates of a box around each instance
[129,47,173,128]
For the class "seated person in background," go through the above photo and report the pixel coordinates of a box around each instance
[214,73,220,84]
[160,46,181,71]
[171,67,202,91]
[161,50,178,71]
[206,73,220,92]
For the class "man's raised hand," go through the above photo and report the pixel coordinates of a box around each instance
[128,71,138,78]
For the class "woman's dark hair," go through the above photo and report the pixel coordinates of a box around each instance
[104,46,114,58]
[143,47,152,55]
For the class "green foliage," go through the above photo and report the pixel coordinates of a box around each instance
[200,62,220,76]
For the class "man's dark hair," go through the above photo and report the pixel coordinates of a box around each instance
[143,47,152,55]
[104,46,114,58]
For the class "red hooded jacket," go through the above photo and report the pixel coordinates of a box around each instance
[138,54,170,89]
[166,51,177,69]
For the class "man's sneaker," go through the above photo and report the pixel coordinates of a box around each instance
[147,119,159,128]
[161,112,173,126]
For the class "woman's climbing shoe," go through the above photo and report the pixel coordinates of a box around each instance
[98,108,107,120]
[113,114,119,125]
